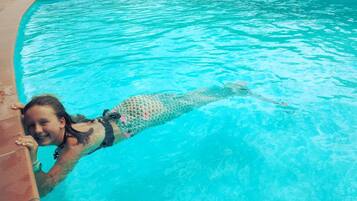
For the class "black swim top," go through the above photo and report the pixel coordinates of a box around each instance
[53,110,118,159]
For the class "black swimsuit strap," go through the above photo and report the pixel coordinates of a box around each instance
[97,118,115,147]
[87,118,115,155]
[53,133,69,160]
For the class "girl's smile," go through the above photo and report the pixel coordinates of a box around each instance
[24,105,66,146]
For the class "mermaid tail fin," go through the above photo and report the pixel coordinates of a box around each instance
[225,81,287,106]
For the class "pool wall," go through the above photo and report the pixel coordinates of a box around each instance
[0,0,39,200]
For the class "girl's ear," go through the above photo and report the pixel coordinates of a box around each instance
[59,117,66,128]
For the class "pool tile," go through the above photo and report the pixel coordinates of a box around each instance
[0,148,39,201]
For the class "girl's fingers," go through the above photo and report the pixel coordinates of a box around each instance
[16,141,31,147]
[15,139,33,144]
[16,138,29,144]
[15,135,38,162]
[10,104,20,109]
[17,135,35,141]
[15,141,36,149]
[16,136,37,147]
[10,103,24,110]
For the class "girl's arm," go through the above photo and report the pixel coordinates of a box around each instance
[36,144,83,196]
[16,136,83,197]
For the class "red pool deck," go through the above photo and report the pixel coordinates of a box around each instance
[0,0,39,200]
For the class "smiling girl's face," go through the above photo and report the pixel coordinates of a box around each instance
[24,105,66,146]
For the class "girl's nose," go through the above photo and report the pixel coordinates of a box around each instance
[35,124,43,133]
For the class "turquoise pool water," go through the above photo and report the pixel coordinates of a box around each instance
[16,0,356,200]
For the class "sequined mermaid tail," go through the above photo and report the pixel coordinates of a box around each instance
[109,83,249,137]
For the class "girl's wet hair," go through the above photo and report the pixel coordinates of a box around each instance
[23,95,93,144]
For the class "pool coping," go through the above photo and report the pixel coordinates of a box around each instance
[0,0,39,201]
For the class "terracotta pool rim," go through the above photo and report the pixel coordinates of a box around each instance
[0,0,39,200]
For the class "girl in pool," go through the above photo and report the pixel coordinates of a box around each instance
[12,82,285,196]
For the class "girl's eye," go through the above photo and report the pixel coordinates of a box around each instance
[26,124,35,132]
[39,121,49,126]
[27,123,35,128]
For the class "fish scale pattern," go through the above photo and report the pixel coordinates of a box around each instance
[108,84,246,137]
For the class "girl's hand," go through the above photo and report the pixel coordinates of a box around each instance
[10,102,25,110]
[15,135,38,163]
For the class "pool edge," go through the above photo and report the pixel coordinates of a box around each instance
[0,0,39,201]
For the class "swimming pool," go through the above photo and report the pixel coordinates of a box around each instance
[15,0,356,200]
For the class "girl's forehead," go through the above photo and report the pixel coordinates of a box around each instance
[25,105,57,118]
